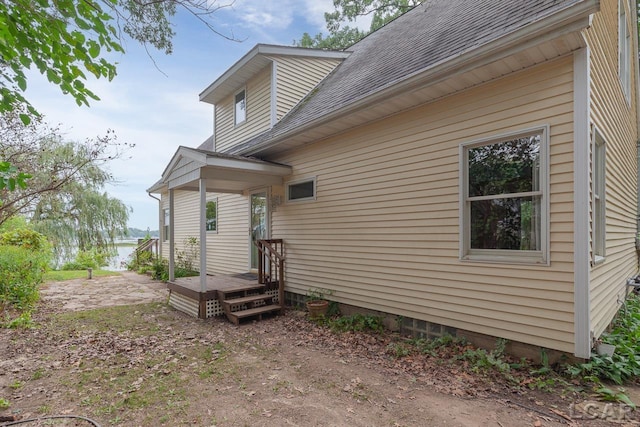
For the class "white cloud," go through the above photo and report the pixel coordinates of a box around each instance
[301,0,334,31]
[229,0,295,30]
[18,2,346,230]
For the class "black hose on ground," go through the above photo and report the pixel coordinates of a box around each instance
[1,415,101,426]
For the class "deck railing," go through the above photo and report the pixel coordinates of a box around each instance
[135,238,159,264]
[255,239,285,309]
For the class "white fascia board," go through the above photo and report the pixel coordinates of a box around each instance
[574,46,592,359]
[256,44,350,59]
[205,156,292,176]
[243,1,598,156]
[270,61,278,128]
[160,146,207,181]
[146,180,166,194]
[199,44,263,102]
[199,44,350,103]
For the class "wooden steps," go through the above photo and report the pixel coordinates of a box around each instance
[218,284,281,325]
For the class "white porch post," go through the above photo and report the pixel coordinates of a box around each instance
[168,188,175,282]
[199,178,207,293]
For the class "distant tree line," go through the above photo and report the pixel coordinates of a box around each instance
[128,227,160,239]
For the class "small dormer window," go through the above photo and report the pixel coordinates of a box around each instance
[235,89,246,126]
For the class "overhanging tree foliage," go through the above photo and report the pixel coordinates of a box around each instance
[296,0,422,49]
[0,0,235,123]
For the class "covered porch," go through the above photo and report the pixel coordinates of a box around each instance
[148,146,291,320]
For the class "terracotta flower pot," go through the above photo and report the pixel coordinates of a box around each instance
[306,300,329,318]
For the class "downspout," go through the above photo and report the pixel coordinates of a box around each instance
[148,192,161,258]
[573,47,592,359]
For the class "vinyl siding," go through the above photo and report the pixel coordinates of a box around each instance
[215,66,272,153]
[585,0,639,338]
[160,191,249,275]
[169,191,199,267]
[269,56,343,121]
[271,57,577,353]
[205,193,249,275]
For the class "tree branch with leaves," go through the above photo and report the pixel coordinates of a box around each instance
[0,0,236,124]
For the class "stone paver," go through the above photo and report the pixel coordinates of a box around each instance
[40,271,168,311]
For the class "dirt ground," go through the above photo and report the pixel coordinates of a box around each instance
[0,272,639,427]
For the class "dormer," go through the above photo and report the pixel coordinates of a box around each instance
[199,45,349,153]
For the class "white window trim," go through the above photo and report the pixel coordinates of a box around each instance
[206,197,218,233]
[592,128,606,264]
[286,177,317,203]
[234,88,247,127]
[163,208,170,242]
[459,125,550,265]
[618,0,631,103]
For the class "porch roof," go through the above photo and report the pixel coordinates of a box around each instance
[147,146,292,194]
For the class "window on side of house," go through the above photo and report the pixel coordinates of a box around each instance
[234,89,246,126]
[286,178,316,202]
[461,127,548,264]
[163,208,170,242]
[593,130,606,261]
[619,0,631,101]
[206,198,218,232]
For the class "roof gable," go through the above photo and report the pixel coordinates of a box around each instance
[227,0,596,156]
[199,44,350,105]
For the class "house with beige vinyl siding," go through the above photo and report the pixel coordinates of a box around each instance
[148,0,640,358]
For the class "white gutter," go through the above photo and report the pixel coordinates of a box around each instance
[243,0,599,157]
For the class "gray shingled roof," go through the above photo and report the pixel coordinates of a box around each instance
[227,0,586,155]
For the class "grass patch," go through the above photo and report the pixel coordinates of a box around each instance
[44,269,120,281]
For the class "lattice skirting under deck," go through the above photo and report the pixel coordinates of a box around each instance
[171,289,280,319]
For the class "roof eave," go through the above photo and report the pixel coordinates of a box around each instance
[146,179,167,194]
[199,44,351,105]
[160,146,206,181]
[241,0,599,157]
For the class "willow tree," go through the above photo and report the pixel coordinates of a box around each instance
[0,111,131,262]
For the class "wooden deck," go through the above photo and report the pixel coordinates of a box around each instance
[167,273,270,319]
[167,273,259,301]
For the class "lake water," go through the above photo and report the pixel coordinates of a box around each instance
[109,241,137,271]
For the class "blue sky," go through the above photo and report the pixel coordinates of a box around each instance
[22,0,364,230]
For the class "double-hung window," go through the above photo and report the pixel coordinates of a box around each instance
[461,127,548,264]
[163,208,170,242]
[592,130,606,261]
[619,0,631,101]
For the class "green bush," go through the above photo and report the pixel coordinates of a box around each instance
[61,248,111,270]
[0,245,47,310]
[328,313,385,333]
[0,227,50,252]
[0,227,51,327]
[126,248,154,273]
[567,294,640,385]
